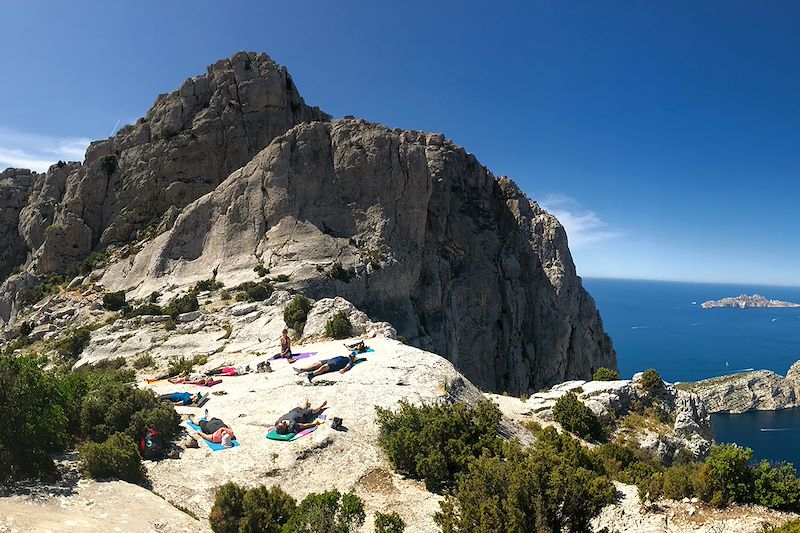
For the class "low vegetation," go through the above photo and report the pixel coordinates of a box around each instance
[552,392,604,441]
[329,261,354,283]
[233,279,274,302]
[102,290,127,311]
[325,311,353,340]
[639,368,664,392]
[284,295,312,333]
[163,293,199,319]
[54,326,92,360]
[593,367,620,381]
[209,483,367,533]
[79,432,144,483]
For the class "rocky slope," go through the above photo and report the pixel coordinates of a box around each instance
[101,118,614,393]
[0,51,614,393]
[0,288,793,533]
[678,361,800,413]
[0,51,328,322]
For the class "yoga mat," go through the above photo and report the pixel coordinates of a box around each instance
[351,348,374,355]
[269,351,316,362]
[265,414,325,441]
[190,379,222,387]
[183,421,240,451]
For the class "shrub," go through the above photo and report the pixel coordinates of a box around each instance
[661,464,698,500]
[148,291,161,303]
[102,291,127,311]
[133,354,154,369]
[552,392,604,441]
[754,461,800,511]
[375,512,406,533]
[325,311,353,340]
[772,520,800,533]
[54,327,92,360]
[376,399,503,492]
[168,356,195,375]
[254,264,270,277]
[233,280,274,302]
[79,432,143,483]
[640,368,663,392]
[19,274,64,306]
[284,295,312,333]
[284,489,365,533]
[435,431,614,533]
[163,293,199,319]
[240,485,297,533]
[124,302,163,317]
[0,355,68,482]
[702,444,754,506]
[80,382,178,443]
[164,318,177,331]
[219,289,231,301]
[593,367,620,381]
[209,482,247,533]
[273,274,290,283]
[100,154,118,175]
[191,278,224,294]
[329,262,354,283]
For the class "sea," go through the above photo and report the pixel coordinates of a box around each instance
[583,277,800,466]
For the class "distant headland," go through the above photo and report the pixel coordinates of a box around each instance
[701,294,800,309]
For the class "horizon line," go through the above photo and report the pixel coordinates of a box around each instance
[581,275,800,289]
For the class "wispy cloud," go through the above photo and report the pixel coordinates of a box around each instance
[539,194,623,248]
[0,127,89,173]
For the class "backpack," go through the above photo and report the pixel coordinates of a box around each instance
[139,429,163,459]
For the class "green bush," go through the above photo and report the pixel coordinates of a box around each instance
[661,464,698,500]
[54,327,92,360]
[376,400,503,492]
[284,295,312,333]
[284,489,365,533]
[80,382,179,443]
[163,293,199,319]
[102,291,127,311]
[219,289,232,300]
[133,354,154,369]
[164,318,177,331]
[124,302,163,317]
[209,483,363,533]
[435,430,614,533]
[325,311,353,340]
[233,280,274,302]
[772,520,800,533]
[754,461,800,511]
[702,444,754,506]
[639,368,663,392]
[254,264,270,277]
[593,367,620,381]
[100,154,118,175]
[0,355,68,482]
[329,262,354,283]
[374,512,405,533]
[168,356,196,375]
[148,291,161,303]
[191,278,224,294]
[19,274,64,306]
[552,392,604,441]
[79,432,143,483]
[273,274,290,283]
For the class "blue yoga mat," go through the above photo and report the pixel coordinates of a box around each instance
[351,348,374,355]
[183,421,240,451]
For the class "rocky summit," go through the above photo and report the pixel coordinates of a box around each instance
[0,51,613,393]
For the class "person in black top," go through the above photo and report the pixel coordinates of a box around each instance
[274,398,328,435]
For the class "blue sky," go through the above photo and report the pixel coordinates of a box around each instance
[1,1,799,285]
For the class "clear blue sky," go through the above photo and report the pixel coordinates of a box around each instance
[2,1,799,286]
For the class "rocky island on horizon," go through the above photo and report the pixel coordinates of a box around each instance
[700,293,800,309]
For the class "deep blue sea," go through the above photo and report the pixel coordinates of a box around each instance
[583,278,800,465]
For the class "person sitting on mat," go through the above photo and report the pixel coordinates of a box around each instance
[159,391,203,406]
[274,398,328,435]
[276,329,293,360]
[189,415,236,447]
[293,353,359,383]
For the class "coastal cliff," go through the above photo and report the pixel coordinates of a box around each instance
[677,361,800,413]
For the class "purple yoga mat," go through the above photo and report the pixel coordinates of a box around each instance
[269,351,316,362]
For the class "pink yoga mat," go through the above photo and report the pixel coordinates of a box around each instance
[269,351,316,362]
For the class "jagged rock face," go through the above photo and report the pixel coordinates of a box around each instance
[0,169,35,279]
[30,51,329,275]
[108,119,615,393]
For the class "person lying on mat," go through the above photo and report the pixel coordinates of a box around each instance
[159,391,203,406]
[207,365,250,376]
[274,398,328,435]
[168,373,214,385]
[344,340,369,354]
[191,416,236,447]
[293,353,359,383]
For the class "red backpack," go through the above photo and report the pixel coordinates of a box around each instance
[139,429,163,459]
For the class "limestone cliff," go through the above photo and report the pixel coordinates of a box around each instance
[0,52,614,393]
[104,119,615,393]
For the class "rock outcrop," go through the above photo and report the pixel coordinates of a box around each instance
[678,361,800,413]
[0,51,328,323]
[701,294,800,309]
[102,118,614,393]
[0,169,36,280]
